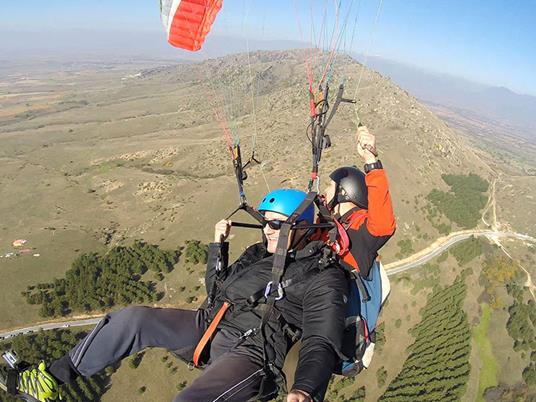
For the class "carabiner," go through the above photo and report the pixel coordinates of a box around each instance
[264,281,284,301]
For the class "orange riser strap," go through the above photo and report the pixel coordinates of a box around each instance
[192,301,230,366]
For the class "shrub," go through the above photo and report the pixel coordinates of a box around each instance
[184,240,208,265]
[377,367,388,387]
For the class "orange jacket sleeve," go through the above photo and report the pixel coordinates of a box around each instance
[365,169,396,237]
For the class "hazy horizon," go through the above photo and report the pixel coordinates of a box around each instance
[1,0,535,96]
[2,28,535,100]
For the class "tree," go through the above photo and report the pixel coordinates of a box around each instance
[377,366,388,387]
[522,364,536,386]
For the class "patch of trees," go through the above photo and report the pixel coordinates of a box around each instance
[379,273,471,401]
[505,283,536,387]
[183,240,208,265]
[375,322,386,352]
[449,236,484,266]
[322,377,366,402]
[426,173,488,229]
[377,366,388,387]
[22,241,180,317]
[128,351,145,369]
[395,239,414,259]
[0,330,110,402]
[484,383,535,401]
[480,255,518,309]
[523,363,536,386]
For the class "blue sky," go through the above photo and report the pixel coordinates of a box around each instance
[1,0,535,96]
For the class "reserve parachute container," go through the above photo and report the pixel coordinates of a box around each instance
[159,0,223,51]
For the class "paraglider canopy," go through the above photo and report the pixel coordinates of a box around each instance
[159,0,223,51]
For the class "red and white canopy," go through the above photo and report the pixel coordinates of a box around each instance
[160,0,223,51]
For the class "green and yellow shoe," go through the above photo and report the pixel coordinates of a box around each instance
[0,361,60,402]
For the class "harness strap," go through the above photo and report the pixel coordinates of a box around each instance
[192,301,230,367]
[316,200,332,222]
[258,191,318,389]
[350,270,371,303]
[273,310,302,343]
[226,202,264,224]
[243,204,264,223]
[206,241,229,308]
[331,219,350,256]
[266,191,318,303]
[6,369,18,395]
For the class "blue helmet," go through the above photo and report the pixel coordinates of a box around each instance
[258,189,315,224]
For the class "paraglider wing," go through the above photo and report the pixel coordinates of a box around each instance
[160,0,223,51]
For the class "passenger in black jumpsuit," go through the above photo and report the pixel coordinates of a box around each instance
[8,189,348,402]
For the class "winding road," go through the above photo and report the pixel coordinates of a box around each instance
[384,230,535,274]
[0,317,103,341]
[1,229,534,340]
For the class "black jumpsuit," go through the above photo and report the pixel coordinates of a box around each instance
[48,241,348,402]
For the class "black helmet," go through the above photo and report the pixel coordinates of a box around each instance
[328,166,368,209]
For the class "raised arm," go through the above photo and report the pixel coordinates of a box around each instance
[356,126,395,237]
[365,169,396,237]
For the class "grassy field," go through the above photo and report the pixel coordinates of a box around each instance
[473,303,498,401]
[0,230,104,329]
[101,348,200,402]
[495,175,536,239]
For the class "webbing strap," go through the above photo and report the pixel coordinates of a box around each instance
[315,198,333,223]
[226,202,264,224]
[351,270,371,303]
[6,369,18,394]
[324,83,344,128]
[247,262,320,307]
[243,204,264,223]
[332,219,350,256]
[192,301,230,367]
[268,191,317,288]
[258,191,318,380]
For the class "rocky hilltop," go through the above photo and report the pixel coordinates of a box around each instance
[115,49,493,250]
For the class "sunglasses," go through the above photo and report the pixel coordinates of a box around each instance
[261,219,286,230]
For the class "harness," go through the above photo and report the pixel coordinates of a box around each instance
[335,208,368,269]
[192,198,374,391]
[256,191,318,397]
[334,208,372,303]
[307,83,356,192]
[191,193,332,399]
